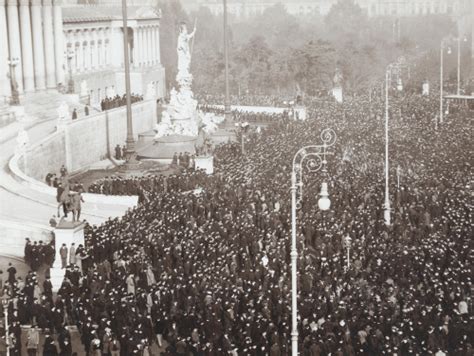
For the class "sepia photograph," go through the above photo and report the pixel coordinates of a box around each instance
[0,0,472,355]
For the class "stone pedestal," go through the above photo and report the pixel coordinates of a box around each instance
[294,105,307,121]
[137,134,197,160]
[195,156,213,174]
[10,105,26,121]
[50,221,85,291]
[422,82,430,96]
[332,87,343,103]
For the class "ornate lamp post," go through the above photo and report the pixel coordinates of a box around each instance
[440,38,450,126]
[67,47,75,94]
[383,59,405,226]
[290,128,337,356]
[7,57,20,105]
[456,36,468,95]
[384,64,393,226]
[343,234,352,272]
[2,298,10,356]
[121,0,136,168]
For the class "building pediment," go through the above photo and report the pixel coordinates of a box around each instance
[134,6,161,19]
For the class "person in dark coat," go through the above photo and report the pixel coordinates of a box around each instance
[42,331,58,356]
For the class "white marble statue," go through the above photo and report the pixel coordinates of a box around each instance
[145,82,156,100]
[155,22,205,139]
[57,102,69,121]
[200,112,225,135]
[56,101,70,129]
[80,80,88,97]
[177,22,196,81]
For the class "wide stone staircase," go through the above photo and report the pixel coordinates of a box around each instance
[21,91,97,123]
[0,105,16,127]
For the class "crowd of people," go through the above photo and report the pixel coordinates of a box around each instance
[2,76,472,355]
[100,94,143,111]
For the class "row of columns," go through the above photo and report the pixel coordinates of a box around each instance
[133,24,160,67]
[65,28,111,74]
[0,0,64,97]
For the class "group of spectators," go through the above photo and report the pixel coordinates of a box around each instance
[101,94,143,111]
[2,75,472,355]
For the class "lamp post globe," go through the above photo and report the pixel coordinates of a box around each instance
[318,182,331,211]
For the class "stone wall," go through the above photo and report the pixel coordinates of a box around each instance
[21,133,66,182]
[23,99,156,181]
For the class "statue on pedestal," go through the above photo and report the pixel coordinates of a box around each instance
[177,22,196,85]
[333,67,343,89]
[145,82,156,100]
[154,22,224,139]
[80,80,88,97]
[56,101,70,130]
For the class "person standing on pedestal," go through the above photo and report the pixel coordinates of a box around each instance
[59,244,68,268]
[26,325,39,356]
[6,263,16,285]
[69,243,76,265]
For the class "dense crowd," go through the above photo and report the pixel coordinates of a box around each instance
[101,94,143,111]
[199,105,287,124]
[2,81,472,355]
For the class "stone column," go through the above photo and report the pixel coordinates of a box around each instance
[155,24,161,64]
[148,27,153,65]
[104,38,109,66]
[132,26,139,67]
[149,26,155,65]
[145,26,151,66]
[110,25,122,67]
[31,0,45,89]
[90,40,95,70]
[138,27,144,66]
[83,31,89,71]
[53,0,65,86]
[75,30,82,72]
[6,0,23,93]
[18,0,34,92]
[0,0,11,100]
[43,0,56,88]
[152,26,158,65]
[97,28,103,67]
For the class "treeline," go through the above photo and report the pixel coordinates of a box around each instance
[157,0,465,96]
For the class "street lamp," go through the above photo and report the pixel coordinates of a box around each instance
[439,35,466,124]
[383,63,395,226]
[235,121,249,155]
[7,57,20,105]
[343,234,352,272]
[67,47,75,94]
[440,38,449,125]
[120,0,138,171]
[2,298,10,356]
[290,128,337,356]
[223,0,231,116]
[456,36,468,96]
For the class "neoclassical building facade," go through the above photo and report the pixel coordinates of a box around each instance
[0,0,165,105]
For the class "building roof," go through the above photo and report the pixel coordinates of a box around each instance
[63,5,161,23]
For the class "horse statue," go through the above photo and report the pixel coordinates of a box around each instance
[56,176,82,222]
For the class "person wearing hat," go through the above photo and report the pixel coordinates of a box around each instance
[26,325,39,356]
